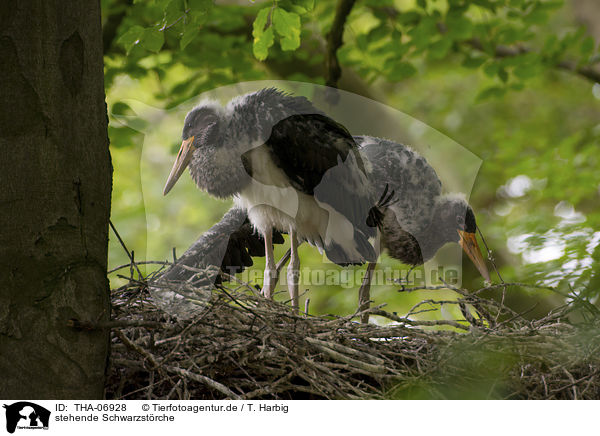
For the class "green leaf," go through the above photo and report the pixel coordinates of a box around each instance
[523,3,550,25]
[180,22,200,50]
[188,0,213,12]
[387,61,417,81]
[409,16,437,50]
[462,55,486,69]
[141,27,165,52]
[253,6,271,34]
[397,11,421,26]
[288,0,314,14]
[117,25,144,55]
[252,7,274,60]
[498,67,509,83]
[446,14,474,40]
[272,7,301,51]
[476,86,506,102]
[429,38,452,59]
[513,62,538,79]
[417,0,427,9]
[581,36,595,58]
[367,25,389,44]
[163,0,184,28]
[484,62,499,77]
[542,34,558,56]
[254,27,274,61]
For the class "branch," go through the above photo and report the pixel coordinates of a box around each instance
[103,0,134,55]
[374,6,600,85]
[556,60,600,83]
[326,0,357,88]
[467,37,600,83]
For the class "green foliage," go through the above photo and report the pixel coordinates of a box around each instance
[252,7,274,60]
[251,2,311,60]
[103,0,600,317]
[272,7,301,51]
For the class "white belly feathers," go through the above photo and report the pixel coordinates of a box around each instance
[234,146,364,260]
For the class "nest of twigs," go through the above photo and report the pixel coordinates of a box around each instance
[105,269,600,400]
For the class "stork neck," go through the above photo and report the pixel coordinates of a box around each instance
[414,217,454,263]
[188,131,250,198]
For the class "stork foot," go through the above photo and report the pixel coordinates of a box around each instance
[261,267,279,300]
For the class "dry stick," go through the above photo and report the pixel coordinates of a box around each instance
[276,249,291,274]
[477,227,504,284]
[477,226,507,324]
[109,219,143,279]
[68,318,164,330]
[370,309,469,331]
[552,368,600,395]
[165,366,241,400]
[305,337,386,366]
[109,260,173,274]
[437,278,497,327]
[109,268,600,400]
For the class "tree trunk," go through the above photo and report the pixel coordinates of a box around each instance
[0,0,111,398]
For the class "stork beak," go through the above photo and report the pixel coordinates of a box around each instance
[458,230,491,283]
[163,136,194,196]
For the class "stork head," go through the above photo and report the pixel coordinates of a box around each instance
[163,104,223,195]
[433,195,491,282]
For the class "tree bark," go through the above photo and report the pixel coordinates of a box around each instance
[0,0,111,398]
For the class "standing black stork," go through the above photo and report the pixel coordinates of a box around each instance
[163,88,380,312]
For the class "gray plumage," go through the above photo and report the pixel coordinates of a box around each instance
[164,88,490,312]
[357,135,483,268]
[171,88,378,265]
[164,88,387,310]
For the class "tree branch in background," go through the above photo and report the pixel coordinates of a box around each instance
[466,36,600,83]
[103,0,133,55]
[556,60,600,83]
[326,0,356,88]
[374,6,600,85]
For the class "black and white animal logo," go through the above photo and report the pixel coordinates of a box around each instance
[3,402,50,434]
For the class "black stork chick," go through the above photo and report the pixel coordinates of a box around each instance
[163,88,380,312]
[357,135,491,281]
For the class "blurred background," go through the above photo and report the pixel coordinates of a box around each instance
[102,0,600,322]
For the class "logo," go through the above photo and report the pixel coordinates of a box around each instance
[3,402,50,434]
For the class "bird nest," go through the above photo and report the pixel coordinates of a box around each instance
[104,268,600,400]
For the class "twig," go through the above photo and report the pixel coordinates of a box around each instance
[109,260,173,274]
[109,219,143,279]
[164,366,241,400]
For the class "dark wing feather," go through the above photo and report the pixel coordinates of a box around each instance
[262,113,376,239]
[219,219,284,277]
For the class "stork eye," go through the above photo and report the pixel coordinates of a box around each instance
[456,214,465,228]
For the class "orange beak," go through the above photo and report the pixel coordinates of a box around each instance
[163,136,195,196]
[458,230,491,283]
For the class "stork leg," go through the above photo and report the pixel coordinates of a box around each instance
[287,228,300,314]
[261,228,279,299]
[358,261,377,324]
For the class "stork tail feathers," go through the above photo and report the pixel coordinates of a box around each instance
[323,230,377,266]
